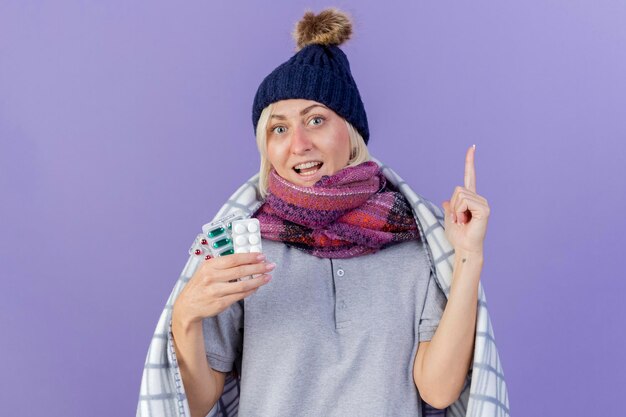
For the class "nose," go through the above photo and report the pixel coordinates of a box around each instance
[290,124,313,155]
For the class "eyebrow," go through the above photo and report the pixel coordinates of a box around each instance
[270,104,328,120]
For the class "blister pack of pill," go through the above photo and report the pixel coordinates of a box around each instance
[188,213,264,281]
[231,218,263,281]
[189,212,246,260]
[231,219,262,254]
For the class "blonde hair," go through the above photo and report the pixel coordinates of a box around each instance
[255,103,370,198]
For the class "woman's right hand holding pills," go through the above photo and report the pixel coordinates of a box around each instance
[173,253,274,326]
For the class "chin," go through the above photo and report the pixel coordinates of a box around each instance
[291,175,319,187]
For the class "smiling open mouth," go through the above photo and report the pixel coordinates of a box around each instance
[293,161,323,176]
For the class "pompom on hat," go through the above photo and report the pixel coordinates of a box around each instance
[252,8,370,144]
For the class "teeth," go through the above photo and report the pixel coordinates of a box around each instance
[294,161,322,170]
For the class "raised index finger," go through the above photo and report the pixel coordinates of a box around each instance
[464,144,477,192]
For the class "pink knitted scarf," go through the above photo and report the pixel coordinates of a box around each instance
[252,161,420,258]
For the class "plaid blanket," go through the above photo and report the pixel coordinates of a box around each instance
[136,158,510,417]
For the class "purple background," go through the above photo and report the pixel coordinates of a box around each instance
[1,1,625,415]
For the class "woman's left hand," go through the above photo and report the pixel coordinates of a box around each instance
[442,145,490,255]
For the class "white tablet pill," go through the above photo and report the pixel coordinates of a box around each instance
[231,219,263,259]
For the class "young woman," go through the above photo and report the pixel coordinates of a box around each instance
[138,8,509,417]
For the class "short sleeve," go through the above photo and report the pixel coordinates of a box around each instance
[418,270,447,342]
[202,299,244,373]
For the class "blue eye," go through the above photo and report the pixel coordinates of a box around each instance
[272,126,286,134]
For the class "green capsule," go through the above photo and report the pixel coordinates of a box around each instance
[227,222,232,230]
[208,227,225,238]
[219,248,234,256]
[213,238,231,249]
